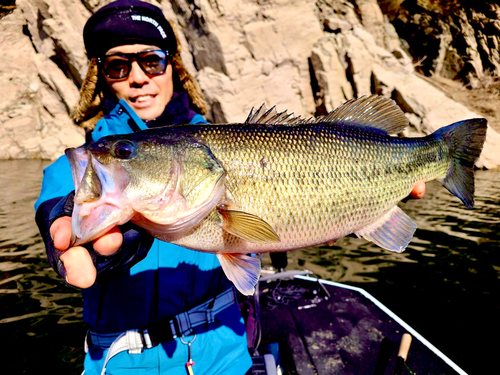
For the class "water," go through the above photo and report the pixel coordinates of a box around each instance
[0,160,86,374]
[0,160,499,374]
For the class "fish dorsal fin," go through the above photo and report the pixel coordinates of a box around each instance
[355,205,416,253]
[216,253,261,296]
[245,103,311,125]
[217,207,281,243]
[320,95,408,134]
[245,96,407,132]
[245,103,276,123]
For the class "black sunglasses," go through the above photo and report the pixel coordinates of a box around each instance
[98,50,171,80]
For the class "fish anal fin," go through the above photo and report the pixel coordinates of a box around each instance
[355,206,416,253]
[217,207,281,244]
[217,253,261,296]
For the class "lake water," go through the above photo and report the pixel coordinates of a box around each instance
[0,159,498,374]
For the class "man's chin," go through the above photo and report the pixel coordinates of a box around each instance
[133,106,162,121]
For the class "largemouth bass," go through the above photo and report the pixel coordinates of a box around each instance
[66,96,487,295]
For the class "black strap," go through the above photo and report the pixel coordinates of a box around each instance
[141,317,180,347]
[88,288,236,350]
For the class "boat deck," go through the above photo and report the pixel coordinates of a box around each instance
[250,275,463,375]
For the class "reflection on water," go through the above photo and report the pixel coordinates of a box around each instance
[0,160,499,374]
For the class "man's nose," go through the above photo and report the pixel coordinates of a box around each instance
[128,61,149,85]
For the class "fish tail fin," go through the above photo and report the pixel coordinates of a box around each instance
[434,118,487,208]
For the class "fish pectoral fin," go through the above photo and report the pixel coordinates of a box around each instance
[355,206,416,253]
[217,207,281,244]
[216,253,261,296]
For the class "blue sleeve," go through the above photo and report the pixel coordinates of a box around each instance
[190,114,209,124]
[34,155,74,211]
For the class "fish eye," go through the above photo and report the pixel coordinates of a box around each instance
[111,140,136,159]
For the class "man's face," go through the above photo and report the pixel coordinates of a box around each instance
[103,44,174,121]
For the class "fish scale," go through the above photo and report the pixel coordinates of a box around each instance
[171,123,443,253]
[66,95,487,295]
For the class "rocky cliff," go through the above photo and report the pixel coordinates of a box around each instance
[1,0,499,169]
[386,0,500,87]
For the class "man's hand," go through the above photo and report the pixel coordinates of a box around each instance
[50,217,123,288]
[409,181,426,200]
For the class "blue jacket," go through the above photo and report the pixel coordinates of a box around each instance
[35,99,252,375]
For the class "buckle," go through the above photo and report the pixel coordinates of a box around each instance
[126,330,145,354]
[138,329,153,349]
[169,318,181,339]
[140,319,176,347]
[205,308,215,324]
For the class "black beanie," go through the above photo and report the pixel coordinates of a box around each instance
[83,0,177,58]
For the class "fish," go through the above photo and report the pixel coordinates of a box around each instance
[65,95,488,295]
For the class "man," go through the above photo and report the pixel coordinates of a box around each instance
[36,1,252,374]
[35,1,426,373]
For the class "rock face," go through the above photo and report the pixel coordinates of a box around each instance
[388,0,500,87]
[0,0,88,159]
[1,0,499,169]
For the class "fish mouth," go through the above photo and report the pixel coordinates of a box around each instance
[65,147,89,193]
[66,148,132,246]
[71,202,130,246]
